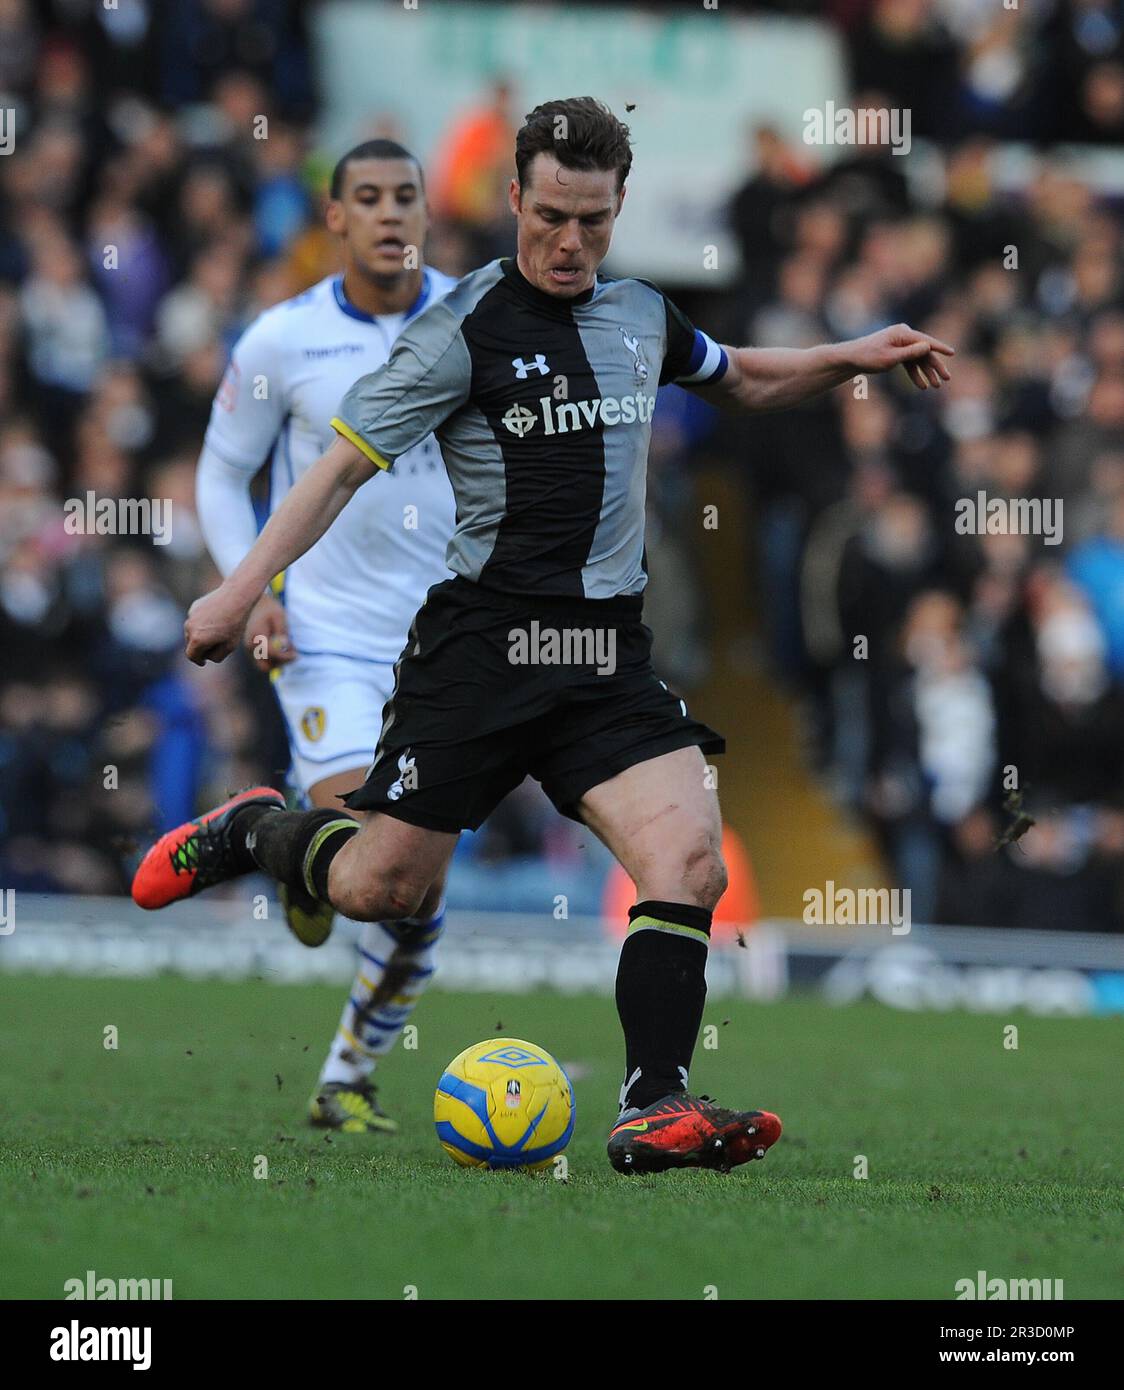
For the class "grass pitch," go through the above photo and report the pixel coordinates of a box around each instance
[0,973,1120,1300]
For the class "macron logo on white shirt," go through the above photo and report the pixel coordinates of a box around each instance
[304,344,365,359]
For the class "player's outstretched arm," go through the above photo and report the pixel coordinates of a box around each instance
[184,435,378,666]
[696,323,954,413]
[195,445,297,673]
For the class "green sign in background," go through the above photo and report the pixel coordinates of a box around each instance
[315,1,846,284]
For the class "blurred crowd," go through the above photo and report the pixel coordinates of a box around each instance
[0,0,583,903]
[1,0,1123,929]
[716,116,1124,931]
[784,0,1124,145]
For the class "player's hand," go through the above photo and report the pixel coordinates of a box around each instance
[184,585,256,666]
[243,591,297,673]
[848,324,954,390]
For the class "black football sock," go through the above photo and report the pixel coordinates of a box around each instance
[232,806,358,903]
[614,899,711,1113]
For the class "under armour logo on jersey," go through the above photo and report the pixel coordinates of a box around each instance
[620,328,649,384]
[502,403,537,437]
[512,354,549,378]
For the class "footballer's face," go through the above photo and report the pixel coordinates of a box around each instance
[510,153,624,297]
[328,157,429,282]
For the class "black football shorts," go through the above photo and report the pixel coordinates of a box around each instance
[342,576,725,833]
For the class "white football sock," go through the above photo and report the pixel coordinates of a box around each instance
[318,907,444,1088]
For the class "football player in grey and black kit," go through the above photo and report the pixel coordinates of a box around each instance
[134,98,953,1175]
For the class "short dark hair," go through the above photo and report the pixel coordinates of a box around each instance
[330,139,423,200]
[515,97,632,194]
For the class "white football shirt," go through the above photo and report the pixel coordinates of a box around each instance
[202,269,459,662]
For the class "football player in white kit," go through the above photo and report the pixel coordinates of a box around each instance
[195,141,459,1133]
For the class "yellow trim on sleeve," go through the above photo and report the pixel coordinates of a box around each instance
[330,417,392,470]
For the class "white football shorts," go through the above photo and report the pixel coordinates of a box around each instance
[271,652,396,797]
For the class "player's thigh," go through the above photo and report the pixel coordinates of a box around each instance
[327,810,459,921]
[576,745,726,906]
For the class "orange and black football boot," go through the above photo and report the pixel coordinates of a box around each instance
[607,1093,782,1175]
[131,787,285,909]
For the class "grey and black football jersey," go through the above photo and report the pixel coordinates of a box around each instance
[332,257,728,600]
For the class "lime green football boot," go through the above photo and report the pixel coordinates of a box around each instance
[279,880,335,948]
[308,1080,398,1135]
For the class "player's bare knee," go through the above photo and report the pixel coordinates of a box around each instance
[346,879,423,922]
[417,878,445,920]
[329,878,377,922]
[379,871,429,922]
[681,836,727,911]
[705,851,729,910]
[324,857,387,922]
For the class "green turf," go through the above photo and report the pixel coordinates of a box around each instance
[0,973,1120,1299]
